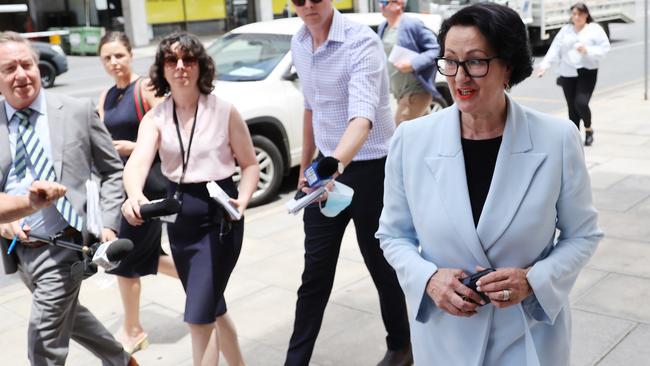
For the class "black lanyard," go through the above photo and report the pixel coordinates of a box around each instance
[173,100,199,186]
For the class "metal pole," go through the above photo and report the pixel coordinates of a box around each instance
[643,0,648,101]
[85,0,90,27]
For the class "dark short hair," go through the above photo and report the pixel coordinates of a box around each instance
[149,32,215,97]
[98,31,132,54]
[437,3,533,88]
[570,2,594,23]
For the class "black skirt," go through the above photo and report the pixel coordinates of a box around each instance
[166,178,243,324]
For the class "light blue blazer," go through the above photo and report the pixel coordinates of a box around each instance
[376,95,603,366]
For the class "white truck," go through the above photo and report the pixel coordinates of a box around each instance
[428,0,636,48]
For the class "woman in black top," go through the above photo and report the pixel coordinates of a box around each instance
[377,4,602,365]
[97,31,172,355]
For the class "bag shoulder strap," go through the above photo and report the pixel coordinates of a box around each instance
[133,77,151,122]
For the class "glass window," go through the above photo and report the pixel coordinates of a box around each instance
[207,33,292,81]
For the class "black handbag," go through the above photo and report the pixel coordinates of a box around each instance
[143,157,169,200]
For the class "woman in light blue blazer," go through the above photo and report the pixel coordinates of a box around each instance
[376,4,603,366]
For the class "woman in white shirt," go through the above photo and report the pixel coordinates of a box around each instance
[537,2,610,146]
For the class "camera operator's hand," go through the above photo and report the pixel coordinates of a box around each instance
[475,266,532,308]
[426,268,484,317]
[0,220,30,241]
[121,196,148,226]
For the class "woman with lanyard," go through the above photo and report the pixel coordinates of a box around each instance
[121,32,259,366]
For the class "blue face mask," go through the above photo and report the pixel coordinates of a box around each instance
[320,182,354,218]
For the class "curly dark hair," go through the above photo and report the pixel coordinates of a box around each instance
[149,32,215,97]
[437,3,533,88]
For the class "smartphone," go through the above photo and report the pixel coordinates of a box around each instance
[461,268,495,305]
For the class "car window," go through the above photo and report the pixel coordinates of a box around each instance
[208,33,292,81]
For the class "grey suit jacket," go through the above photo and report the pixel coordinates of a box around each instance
[0,92,124,274]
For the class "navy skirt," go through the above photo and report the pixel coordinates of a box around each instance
[167,178,243,324]
[106,218,163,277]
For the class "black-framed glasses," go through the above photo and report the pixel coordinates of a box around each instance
[379,0,399,6]
[435,56,499,78]
[291,0,323,6]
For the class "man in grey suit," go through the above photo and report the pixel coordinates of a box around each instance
[0,32,135,365]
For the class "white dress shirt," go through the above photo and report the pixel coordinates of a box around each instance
[539,23,610,77]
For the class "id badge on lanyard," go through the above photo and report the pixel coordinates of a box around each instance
[163,101,199,223]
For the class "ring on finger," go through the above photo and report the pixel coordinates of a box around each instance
[502,289,510,301]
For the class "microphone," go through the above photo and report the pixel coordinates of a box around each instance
[139,198,182,220]
[304,157,339,188]
[28,233,134,270]
[88,239,134,270]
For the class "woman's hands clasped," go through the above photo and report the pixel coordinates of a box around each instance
[426,269,485,317]
[475,266,533,308]
[426,266,534,316]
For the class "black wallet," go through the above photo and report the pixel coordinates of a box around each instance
[462,268,495,305]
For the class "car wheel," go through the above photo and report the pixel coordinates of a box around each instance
[39,61,56,88]
[233,135,284,207]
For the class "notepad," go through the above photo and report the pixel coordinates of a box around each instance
[285,186,328,215]
[388,45,419,64]
[85,179,102,237]
[206,181,242,221]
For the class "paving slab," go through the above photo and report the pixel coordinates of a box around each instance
[588,171,628,190]
[597,324,650,366]
[597,210,650,243]
[570,309,636,366]
[587,238,650,279]
[574,273,650,323]
[592,187,650,212]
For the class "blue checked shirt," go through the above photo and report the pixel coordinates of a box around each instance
[4,91,69,236]
[291,10,395,160]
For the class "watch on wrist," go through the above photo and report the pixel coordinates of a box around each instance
[336,159,345,175]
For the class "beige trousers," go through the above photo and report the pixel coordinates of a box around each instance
[395,91,432,125]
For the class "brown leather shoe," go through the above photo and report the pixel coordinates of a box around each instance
[127,356,139,366]
[377,345,413,366]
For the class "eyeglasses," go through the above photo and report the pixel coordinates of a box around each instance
[379,0,399,6]
[291,0,323,6]
[435,57,499,78]
[163,55,198,68]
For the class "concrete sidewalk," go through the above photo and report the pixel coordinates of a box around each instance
[1,83,649,365]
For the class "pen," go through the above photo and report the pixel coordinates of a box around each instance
[6,235,17,255]
[7,220,26,255]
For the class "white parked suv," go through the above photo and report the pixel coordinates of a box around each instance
[207,13,452,206]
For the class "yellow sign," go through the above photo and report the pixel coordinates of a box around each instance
[146,0,226,24]
[273,0,354,15]
[186,0,226,21]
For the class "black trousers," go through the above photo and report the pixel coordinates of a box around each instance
[559,68,598,129]
[285,157,410,366]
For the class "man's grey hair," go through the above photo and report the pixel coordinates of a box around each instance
[0,31,39,62]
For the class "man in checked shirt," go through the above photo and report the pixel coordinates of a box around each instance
[285,1,412,365]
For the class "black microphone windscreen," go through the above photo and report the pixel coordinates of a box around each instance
[139,198,182,220]
[105,239,134,261]
[316,157,338,177]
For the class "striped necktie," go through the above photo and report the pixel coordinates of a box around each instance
[13,109,84,231]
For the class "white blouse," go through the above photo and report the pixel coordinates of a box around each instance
[539,22,610,77]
